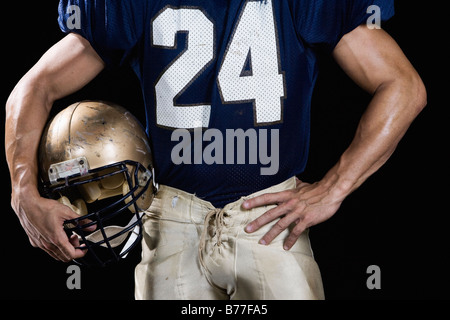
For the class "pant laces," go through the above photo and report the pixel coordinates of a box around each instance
[198,208,227,282]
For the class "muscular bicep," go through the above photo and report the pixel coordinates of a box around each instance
[5,33,105,185]
[26,33,105,103]
[332,25,419,95]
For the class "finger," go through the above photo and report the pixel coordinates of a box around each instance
[41,222,87,262]
[69,234,80,247]
[49,217,90,261]
[54,242,86,262]
[245,204,287,233]
[283,221,308,251]
[76,218,97,232]
[69,234,88,251]
[259,213,301,246]
[242,190,292,210]
[56,231,88,261]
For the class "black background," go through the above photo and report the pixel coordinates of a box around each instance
[0,1,447,302]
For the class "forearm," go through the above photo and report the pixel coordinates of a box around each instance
[319,75,427,201]
[6,76,53,202]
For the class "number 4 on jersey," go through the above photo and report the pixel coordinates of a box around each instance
[218,0,286,125]
[153,0,285,129]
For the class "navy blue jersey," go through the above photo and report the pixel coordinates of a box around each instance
[58,0,394,207]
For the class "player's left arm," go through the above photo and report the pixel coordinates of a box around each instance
[243,25,427,250]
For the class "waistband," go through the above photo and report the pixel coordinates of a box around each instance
[146,176,297,225]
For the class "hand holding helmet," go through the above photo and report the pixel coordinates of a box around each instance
[38,101,155,267]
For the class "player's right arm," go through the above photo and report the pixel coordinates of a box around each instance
[5,33,105,262]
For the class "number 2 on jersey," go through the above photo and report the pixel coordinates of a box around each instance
[152,0,286,129]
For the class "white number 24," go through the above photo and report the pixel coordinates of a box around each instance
[152,0,286,129]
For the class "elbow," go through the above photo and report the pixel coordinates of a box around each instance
[417,81,427,113]
[412,73,427,115]
[403,70,427,117]
[383,69,427,120]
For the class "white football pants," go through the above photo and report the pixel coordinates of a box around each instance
[134,177,324,300]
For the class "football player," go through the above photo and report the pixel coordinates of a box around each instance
[5,0,426,299]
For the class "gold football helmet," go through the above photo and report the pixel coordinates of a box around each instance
[39,101,155,267]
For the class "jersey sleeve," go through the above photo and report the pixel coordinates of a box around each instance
[58,0,147,67]
[292,0,394,51]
